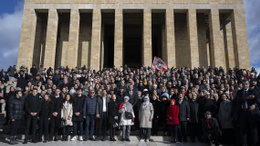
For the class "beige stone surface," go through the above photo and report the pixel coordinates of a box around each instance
[43,9,59,69]
[17,0,250,70]
[90,9,102,70]
[231,9,251,69]
[187,9,200,68]
[17,9,37,69]
[114,9,123,68]
[143,9,152,67]
[165,9,176,68]
[67,9,80,68]
[209,9,226,69]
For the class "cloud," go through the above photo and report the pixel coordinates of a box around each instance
[0,1,23,70]
[244,0,260,67]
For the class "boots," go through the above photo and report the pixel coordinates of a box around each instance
[10,136,16,145]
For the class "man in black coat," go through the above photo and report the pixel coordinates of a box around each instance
[95,90,110,141]
[116,86,126,104]
[202,111,222,146]
[14,71,27,91]
[9,90,25,145]
[50,88,63,141]
[189,92,201,142]
[71,88,85,141]
[176,94,190,142]
[233,79,260,146]
[24,88,41,143]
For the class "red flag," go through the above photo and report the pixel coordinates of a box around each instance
[152,57,168,71]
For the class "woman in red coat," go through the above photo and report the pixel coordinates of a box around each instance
[167,99,180,143]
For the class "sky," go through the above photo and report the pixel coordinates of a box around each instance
[0,0,259,73]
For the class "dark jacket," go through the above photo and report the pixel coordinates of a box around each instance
[72,95,86,122]
[39,100,52,118]
[161,100,170,121]
[50,95,63,118]
[189,100,200,123]
[30,67,37,77]
[83,96,97,116]
[9,96,25,120]
[202,117,222,136]
[14,73,28,91]
[200,99,218,118]
[25,94,41,117]
[96,96,110,117]
[176,100,190,122]
[125,90,137,106]
[116,91,126,104]
[150,98,161,118]
[108,100,119,124]
[233,89,260,123]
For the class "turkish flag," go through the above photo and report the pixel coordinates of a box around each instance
[152,57,168,71]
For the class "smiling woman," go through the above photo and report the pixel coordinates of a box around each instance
[0,0,24,70]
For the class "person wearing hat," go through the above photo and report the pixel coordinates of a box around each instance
[202,111,222,146]
[139,96,154,142]
[167,99,180,143]
[118,96,135,141]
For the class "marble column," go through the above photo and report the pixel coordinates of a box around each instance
[166,9,176,68]
[67,9,80,68]
[90,9,102,70]
[17,9,37,69]
[143,9,152,67]
[187,9,200,68]
[44,9,59,69]
[114,9,123,68]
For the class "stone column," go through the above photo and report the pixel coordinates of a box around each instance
[187,9,200,68]
[44,9,59,69]
[231,9,251,69]
[67,9,80,68]
[90,9,102,70]
[166,9,176,68]
[209,9,226,69]
[143,9,152,67]
[114,9,123,68]
[17,9,37,69]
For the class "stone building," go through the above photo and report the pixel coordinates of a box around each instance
[17,0,251,70]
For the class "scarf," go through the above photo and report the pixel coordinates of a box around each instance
[142,96,150,109]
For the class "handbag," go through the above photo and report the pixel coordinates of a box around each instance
[113,122,118,128]
[59,119,66,128]
[125,111,133,119]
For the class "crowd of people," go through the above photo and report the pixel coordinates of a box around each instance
[0,64,260,146]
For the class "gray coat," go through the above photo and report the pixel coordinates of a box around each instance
[139,103,154,128]
[119,102,135,126]
[218,99,234,129]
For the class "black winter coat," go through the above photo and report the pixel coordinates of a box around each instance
[39,100,53,118]
[150,98,161,118]
[9,96,25,120]
[25,94,41,117]
[50,95,63,118]
[202,117,222,136]
[176,100,190,122]
[108,100,119,124]
[72,95,86,122]
[189,100,200,123]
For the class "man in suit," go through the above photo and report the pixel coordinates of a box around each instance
[125,85,137,106]
[233,79,260,146]
[96,90,110,141]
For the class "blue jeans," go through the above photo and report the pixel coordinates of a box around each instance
[85,115,95,138]
[73,121,83,136]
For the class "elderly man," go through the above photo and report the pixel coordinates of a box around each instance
[202,111,222,146]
